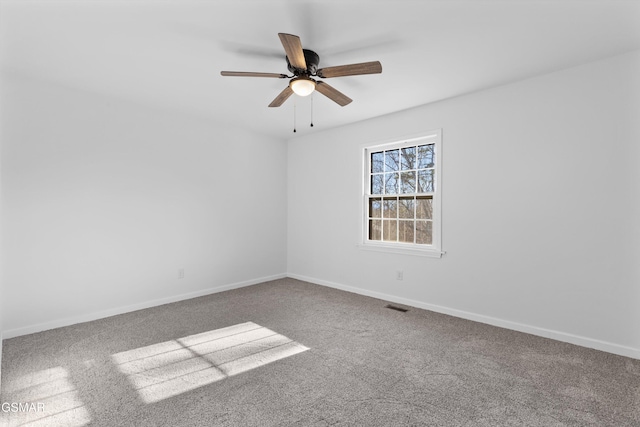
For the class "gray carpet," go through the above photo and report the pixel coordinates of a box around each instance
[1,278,639,426]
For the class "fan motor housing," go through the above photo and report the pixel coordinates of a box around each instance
[287,49,320,75]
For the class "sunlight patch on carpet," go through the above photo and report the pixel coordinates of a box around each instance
[111,322,309,403]
[1,366,91,427]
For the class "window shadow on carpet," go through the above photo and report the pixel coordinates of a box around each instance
[1,366,91,426]
[111,322,309,403]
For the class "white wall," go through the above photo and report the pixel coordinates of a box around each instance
[1,127,3,388]
[288,51,640,358]
[0,71,288,336]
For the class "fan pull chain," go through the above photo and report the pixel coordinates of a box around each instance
[293,98,297,133]
[310,94,314,127]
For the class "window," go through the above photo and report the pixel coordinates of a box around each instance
[362,130,442,257]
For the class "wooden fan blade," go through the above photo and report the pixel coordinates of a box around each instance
[316,61,382,78]
[315,81,352,106]
[278,33,307,71]
[268,86,294,107]
[221,71,288,78]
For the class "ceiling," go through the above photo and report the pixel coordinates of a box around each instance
[2,0,640,140]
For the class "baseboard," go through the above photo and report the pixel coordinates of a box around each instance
[2,273,287,340]
[287,273,640,360]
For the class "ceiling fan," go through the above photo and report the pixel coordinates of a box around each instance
[221,33,382,107]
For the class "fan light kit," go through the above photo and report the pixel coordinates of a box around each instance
[221,33,382,126]
[290,76,316,96]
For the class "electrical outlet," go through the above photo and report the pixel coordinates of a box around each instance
[396,270,403,280]
[178,268,185,279]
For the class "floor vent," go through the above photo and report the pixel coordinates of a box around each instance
[385,304,408,312]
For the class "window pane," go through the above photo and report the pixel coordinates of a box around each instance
[369,198,382,218]
[371,152,384,173]
[400,171,416,193]
[364,135,439,251]
[416,196,433,219]
[382,198,397,218]
[416,221,433,244]
[417,144,435,168]
[383,219,397,241]
[384,149,399,172]
[398,197,414,219]
[399,220,415,243]
[401,147,416,170]
[384,172,398,194]
[371,174,383,195]
[418,169,434,193]
[369,220,382,241]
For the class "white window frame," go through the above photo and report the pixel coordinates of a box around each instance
[360,130,443,258]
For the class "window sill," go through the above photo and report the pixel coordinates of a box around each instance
[357,243,445,258]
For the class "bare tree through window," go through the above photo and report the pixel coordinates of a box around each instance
[367,142,436,245]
